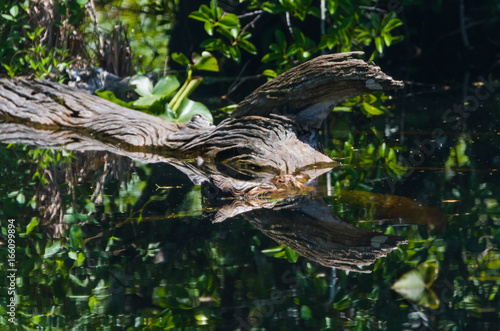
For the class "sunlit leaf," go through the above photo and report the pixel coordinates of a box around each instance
[25,217,39,234]
[192,51,219,72]
[131,76,180,108]
[88,295,100,313]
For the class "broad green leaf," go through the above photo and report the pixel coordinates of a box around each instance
[152,76,180,97]
[391,262,439,309]
[161,98,213,123]
[131,76,180,108]
[192,52,219,72]
[130,76,153,97]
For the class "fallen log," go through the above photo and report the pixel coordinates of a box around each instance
[0,52,403,195]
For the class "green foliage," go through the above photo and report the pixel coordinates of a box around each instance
[189,0,257,62]
[0,0,83,81]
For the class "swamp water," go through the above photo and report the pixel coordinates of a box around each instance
[1,83,500,330]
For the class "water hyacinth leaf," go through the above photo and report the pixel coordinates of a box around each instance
[152,76,180,97]
[391,262,439,309]
[130,75,153,97]
[131,76,180,108]
[161,98,213,123]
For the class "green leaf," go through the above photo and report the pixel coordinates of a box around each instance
[375,36,384,54]
[361,102,384,116]
[384,18,403,32]
[9,5,19,17]
[131,76,180,108]
[284,247,299,263]
[25,217,39,234]
[301,305,312,320]
[204,21,214,36]
[381,32,392,46]
[130,76,153,97]
[43,241,62,258]
[171,52,190,67]
[192,51,219,72]
[238,39,257,55]
[263,69,277,78]
[161,98,213,123]
[391,262,439,309]
[16,192,25,204]
[1,14,14,21]
[218,13,239,29]
[152,76,180,97]
[188,11,211,23]
[88,295,100,313]
[95,90,135,108]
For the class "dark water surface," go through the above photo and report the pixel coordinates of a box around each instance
[1,82,500,330]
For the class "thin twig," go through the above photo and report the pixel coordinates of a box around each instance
[285,12,294,37]
[359,6,388,14]
[238,10,264,18]
[240,13,262,35]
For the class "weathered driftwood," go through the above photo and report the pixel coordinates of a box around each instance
[0,52,403,194]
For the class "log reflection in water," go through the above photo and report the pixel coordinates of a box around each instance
[206,195,408,273]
